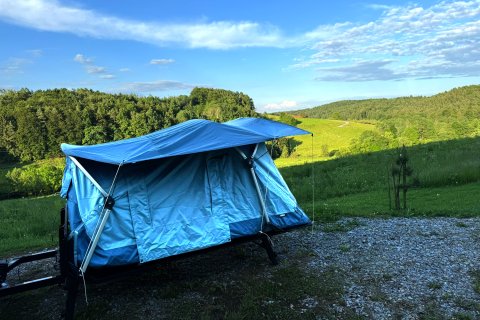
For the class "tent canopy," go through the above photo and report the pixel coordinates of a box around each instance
[61,117,310,165]
[60,117,311,268]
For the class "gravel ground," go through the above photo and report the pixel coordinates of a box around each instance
[283,217,480,319]
[2,217,480,319]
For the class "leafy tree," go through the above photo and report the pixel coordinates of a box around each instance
[0,87,258,160]
[278,113,300,126]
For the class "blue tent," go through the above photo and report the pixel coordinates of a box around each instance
[60,117,311,271]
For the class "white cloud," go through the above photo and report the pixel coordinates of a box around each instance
[0,0,289,49]
[1,0,479,81]
[263,100,299,111]
[295,0,480,81]
[0,57,32,75]
[86,65,106,74]
[73,53,115,78]
[365,4,396,11]
[120,80,194,92]
[150,58,175,65]
[315,59,405,81]
[100,74,115,79]
[73,53,91,64]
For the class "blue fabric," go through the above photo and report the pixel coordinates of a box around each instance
[61,118,310,165]
[61,118,311,267]
[225,117,310,139]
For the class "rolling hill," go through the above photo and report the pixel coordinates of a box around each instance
[273,117,377,167]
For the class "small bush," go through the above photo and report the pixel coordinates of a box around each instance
[278,112,300,126]
[6,158,64,196]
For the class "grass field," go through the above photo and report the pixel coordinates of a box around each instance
[281,135,480,198]
[0,195,64,257]
[276,119,480,222]
[273,117,377,167]
[317,182,480,221]
[0,118,479,255]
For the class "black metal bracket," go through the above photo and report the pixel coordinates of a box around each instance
[0,249,61,297]
[104,195,115,210]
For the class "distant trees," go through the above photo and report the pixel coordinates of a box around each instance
[0,87,257,161]
[278,113,300,126]
[293,85,480,147]
[6,158,64,195]
[267,113,301,159]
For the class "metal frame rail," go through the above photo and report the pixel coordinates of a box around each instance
[0,206,307,319]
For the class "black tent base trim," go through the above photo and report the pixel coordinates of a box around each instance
[0,208,310,319]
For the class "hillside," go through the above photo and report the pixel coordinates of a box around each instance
[288,85,480,146]
[292,85,480,121]
[273,118,377,167]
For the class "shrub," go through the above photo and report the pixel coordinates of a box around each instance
[6,158,64,196]
[278,113,300,126]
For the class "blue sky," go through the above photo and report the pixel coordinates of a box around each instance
[0,0,479,112]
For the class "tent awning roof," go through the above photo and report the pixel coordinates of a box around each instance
[61,117,310,164]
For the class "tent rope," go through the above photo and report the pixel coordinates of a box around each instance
[311,134,315,233]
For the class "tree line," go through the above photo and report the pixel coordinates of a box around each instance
[290,85,480,147]
[0,87,256,161]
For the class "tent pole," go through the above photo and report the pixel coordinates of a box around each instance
[79,208,112,274]
[69,156,108,197]
[235,145,270,225]
[250,166,270,224]
[78,162,123,275]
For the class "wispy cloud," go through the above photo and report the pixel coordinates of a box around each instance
[1,49,43,75]
[120,80,195,92]
[0,57,32,75]
[73,53,92,64]
[1,0,479,81]
[150,58,175,65]
[26,49,43,57]
[99,74,115,79]
[315,59,406,81]
[296,0,480,81]
[73,53,115,79]
[263,100,299,111]
[0,0,290,49]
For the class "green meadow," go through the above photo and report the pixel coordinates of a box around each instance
[1,117,480,255]
[277,117,480,221]
[273,117,377,167]
[0,195,64,257]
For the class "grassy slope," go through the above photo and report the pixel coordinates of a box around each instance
[276,118,480,220]
[274,117,376,167]
[320,182,480,220]
[0,195,64,257]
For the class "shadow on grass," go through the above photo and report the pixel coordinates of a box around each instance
[279,136,480,220]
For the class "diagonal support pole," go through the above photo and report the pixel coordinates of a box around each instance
[69,156,108,197]
[74,159,122,275]
[235,145,270,224]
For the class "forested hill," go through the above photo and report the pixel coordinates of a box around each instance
[0,87,256,161]
[291,85,480,121]
[287,85,480,148]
